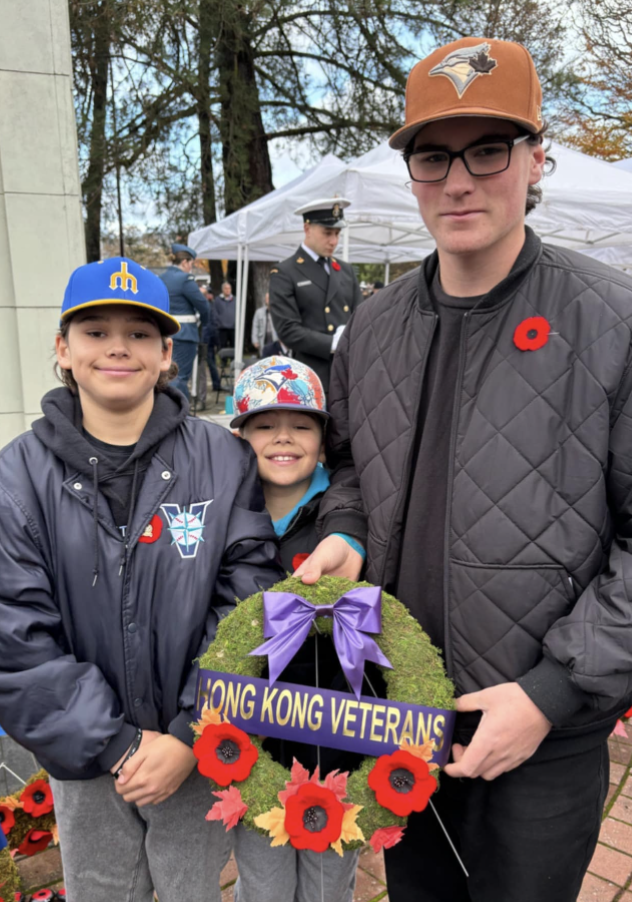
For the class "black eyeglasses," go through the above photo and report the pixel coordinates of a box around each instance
[404,134,531,183]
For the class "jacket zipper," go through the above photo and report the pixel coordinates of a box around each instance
[442,311,470,679]
[381,312,438,587]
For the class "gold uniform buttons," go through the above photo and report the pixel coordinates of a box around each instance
[343,305,349,312]
[328,324,334,332]
[325,306,331,313]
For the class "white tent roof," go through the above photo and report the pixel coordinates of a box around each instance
[613,158,632,172]
[189,141,632,267]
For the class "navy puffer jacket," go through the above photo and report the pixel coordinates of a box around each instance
[0,391,281,779]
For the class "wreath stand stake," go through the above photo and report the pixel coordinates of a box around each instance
[314,626,325,902]
[357,651,470,879]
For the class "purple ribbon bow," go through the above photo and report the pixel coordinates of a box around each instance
[249,586,393,699]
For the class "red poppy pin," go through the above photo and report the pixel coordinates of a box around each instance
[194,721,259,786]
[513,316,550,352]
[368,749,437,817]
[292,553,310,572]
[331,259,341,271]
[20,780,54,817]
[138,513,163,544]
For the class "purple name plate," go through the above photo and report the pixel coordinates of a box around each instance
[195,669,456,767]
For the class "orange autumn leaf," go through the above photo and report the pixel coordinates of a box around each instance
[1,797,21,812]
[400,738,438,769]
[193,705,225,737]
[206,786,248,830]
[330,803,365,856]
[254,806,290,847]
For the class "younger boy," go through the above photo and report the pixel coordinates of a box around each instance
[0,258,281,902]
[230,357,365,902]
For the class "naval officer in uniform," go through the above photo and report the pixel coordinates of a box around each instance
[269,198,363,391]
[160,243,209,400]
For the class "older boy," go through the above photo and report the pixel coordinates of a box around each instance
[296,38,632,901]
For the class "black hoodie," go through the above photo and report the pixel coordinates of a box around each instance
[33,386,188,534]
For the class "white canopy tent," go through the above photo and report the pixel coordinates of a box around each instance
[189,141,632,367]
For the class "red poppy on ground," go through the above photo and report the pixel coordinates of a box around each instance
[331,260,341,272]
[368,750,437,817]
[513,316,550,352]
[194,722,258,786]
[30,891,54,901]
[138,514,162,544]
[0,807,15,836]
[624,707,632,719]
[20,780,54,817]
[284,782,345,853]
[292,553,310,572]
[16,830,52,857]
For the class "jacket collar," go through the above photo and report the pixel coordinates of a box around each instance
[294,246,328,292]
[417,226,542,314]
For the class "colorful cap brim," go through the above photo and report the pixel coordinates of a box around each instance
[230,402,331,430]
[60,298,181,335]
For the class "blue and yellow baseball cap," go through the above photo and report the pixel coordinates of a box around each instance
[60,257,180,335]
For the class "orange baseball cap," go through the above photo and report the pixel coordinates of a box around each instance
[389,38,543,150]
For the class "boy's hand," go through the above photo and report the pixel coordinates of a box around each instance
[110,729,161,776]
[444,683,552,782]
[115,734,196,806]
[293,535,363,584]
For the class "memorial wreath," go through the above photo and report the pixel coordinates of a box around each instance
[0,771,57,858]
[193,576,455,856]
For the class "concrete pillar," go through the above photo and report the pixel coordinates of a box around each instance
[0,0,85,447]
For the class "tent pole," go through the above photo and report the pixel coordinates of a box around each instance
[384,262,390,286]
[235,244,243,383]
[342,225,350,262]
[236,245,249,374]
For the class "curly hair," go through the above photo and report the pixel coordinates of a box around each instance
[54,314,178,394]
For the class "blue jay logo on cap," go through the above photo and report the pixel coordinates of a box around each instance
[429,42,497,98]
[161,501,213,559]
[109,261,138,294]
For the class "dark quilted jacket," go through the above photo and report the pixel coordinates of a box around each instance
[318,234,632,728]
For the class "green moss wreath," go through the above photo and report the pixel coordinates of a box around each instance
[0,847,21,901]
[196,576,454,852]
[0,770,56,855]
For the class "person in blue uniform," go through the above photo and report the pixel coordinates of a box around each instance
[160,243,209,399]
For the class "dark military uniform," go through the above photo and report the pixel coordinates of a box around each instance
[269,248,362,391]
[160,264,209,400]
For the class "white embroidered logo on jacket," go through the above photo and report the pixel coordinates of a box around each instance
[161,501,213,559]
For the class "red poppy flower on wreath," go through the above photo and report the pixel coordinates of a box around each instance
[31,891,55,901]
[0,806,15,836]
[513,316,550,352]
[284,782,345,853]
[20,780,54,817]
[368,749,437,818]
[331,259,341,272]
[17,830,52,857]
[194,722,259,786]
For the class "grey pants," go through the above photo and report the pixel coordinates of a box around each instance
[233,823,359,902]
[50,770,232,902]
